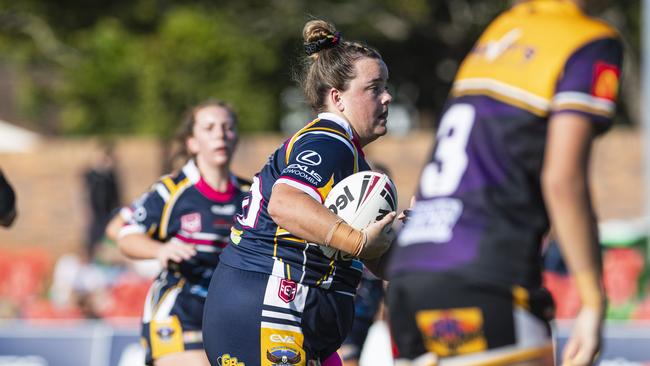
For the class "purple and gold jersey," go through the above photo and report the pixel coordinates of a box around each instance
[389,0,623,288]
[219,113,371,294]
[120,160,249,288]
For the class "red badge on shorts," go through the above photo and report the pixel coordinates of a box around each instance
[591,61,620,101]
[181,212,202,233]
[278,279,297,303]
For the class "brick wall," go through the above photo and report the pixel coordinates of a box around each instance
[0,127,643,257]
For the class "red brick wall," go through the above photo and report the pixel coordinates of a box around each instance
[0,127,643,257]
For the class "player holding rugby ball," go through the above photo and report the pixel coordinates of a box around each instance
[202,19,396,366]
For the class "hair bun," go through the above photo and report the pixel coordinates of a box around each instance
[304,32,341,56]
[302,20,341,56]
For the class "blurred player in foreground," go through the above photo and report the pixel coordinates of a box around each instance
[116,100,249,366]
[202,19,395,366]
[388,0,623,365]
[0,169,17,228]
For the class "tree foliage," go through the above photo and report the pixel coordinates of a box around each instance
[0,0,640,135]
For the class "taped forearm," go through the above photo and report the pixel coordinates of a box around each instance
[325,219,367,257]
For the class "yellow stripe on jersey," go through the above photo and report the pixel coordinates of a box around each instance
[159,177,191,239]
[285,118,320,164]
[161,176,175,193]
[453,0,617,115]
[284,120,352,164]
[315,259,336,286]
[511,286,529,310]
[317,174,336,201]
[230,227,243,245]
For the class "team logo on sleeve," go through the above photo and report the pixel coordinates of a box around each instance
[278,279,297,303]
[296,150,322,166]
[591,61,620,101]
[180,212,202,233]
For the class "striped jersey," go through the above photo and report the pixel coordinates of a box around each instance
[389,0,623,289]
[120,160,250,289]
[219,113,371,295]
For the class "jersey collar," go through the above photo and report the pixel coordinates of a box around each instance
[318,112,354,139]
[182,159,237,202]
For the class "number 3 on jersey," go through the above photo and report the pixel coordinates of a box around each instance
[421,104,475,197]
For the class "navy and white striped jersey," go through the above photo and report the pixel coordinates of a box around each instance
[219,113,371,295]
[120,160,250,288]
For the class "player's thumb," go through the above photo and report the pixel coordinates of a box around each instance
[377,211,397,228]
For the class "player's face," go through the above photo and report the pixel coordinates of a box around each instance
[187,105,238,168]
[340,57,392,146]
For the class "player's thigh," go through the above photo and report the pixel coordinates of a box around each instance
[155,350,210,366]
[203,263,267,365]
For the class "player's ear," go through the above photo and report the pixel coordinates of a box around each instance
[186,136,200,155]
[328,87,345,112]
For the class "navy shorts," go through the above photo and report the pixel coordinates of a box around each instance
[202,263,355,365]
[141,271,207,365]
[387,272,554,363]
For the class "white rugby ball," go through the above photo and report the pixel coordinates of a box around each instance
[319,171,398,260]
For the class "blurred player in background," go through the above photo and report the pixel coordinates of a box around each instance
[83,142,121,260]
[388,0,623,365]
[117,99,249,366]
[0,169,17,228]
[202,19,396,366]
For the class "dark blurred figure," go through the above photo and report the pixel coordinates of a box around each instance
[83,142,121,260]
[0,169,17,227]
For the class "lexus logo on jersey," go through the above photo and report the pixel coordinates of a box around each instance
[278,279,297,303]
[181,212,202,233]
[296,150,322,166]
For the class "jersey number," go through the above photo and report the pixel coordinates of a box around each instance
[237,175,263,228]
[420,104,475,197]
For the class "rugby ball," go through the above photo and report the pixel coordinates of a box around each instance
[319,171,398,260]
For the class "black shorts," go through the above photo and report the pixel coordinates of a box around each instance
[387,272,554,363]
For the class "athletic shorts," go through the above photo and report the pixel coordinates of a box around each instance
[141,271,207,365]
[387,272,555,365]
[202,263,355,366]
[340,277,384,360]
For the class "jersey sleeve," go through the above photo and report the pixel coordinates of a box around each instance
[275,134,356,203]
[551,37,623,133]
[118,184,166,240]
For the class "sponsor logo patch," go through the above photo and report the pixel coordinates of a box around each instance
[261,328,305,366]
[278,279,297,303]
[266,348,302,365]
[296,150,322,166]
[181,212,202,233]
[212,204,236,216]
[155,326,175,341]
[591,61,620,101]
[416,307,487,357]
[284,164,323,185]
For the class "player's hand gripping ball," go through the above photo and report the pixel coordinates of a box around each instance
[319,171,398,260]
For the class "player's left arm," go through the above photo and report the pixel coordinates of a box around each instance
[544,35,623,366]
